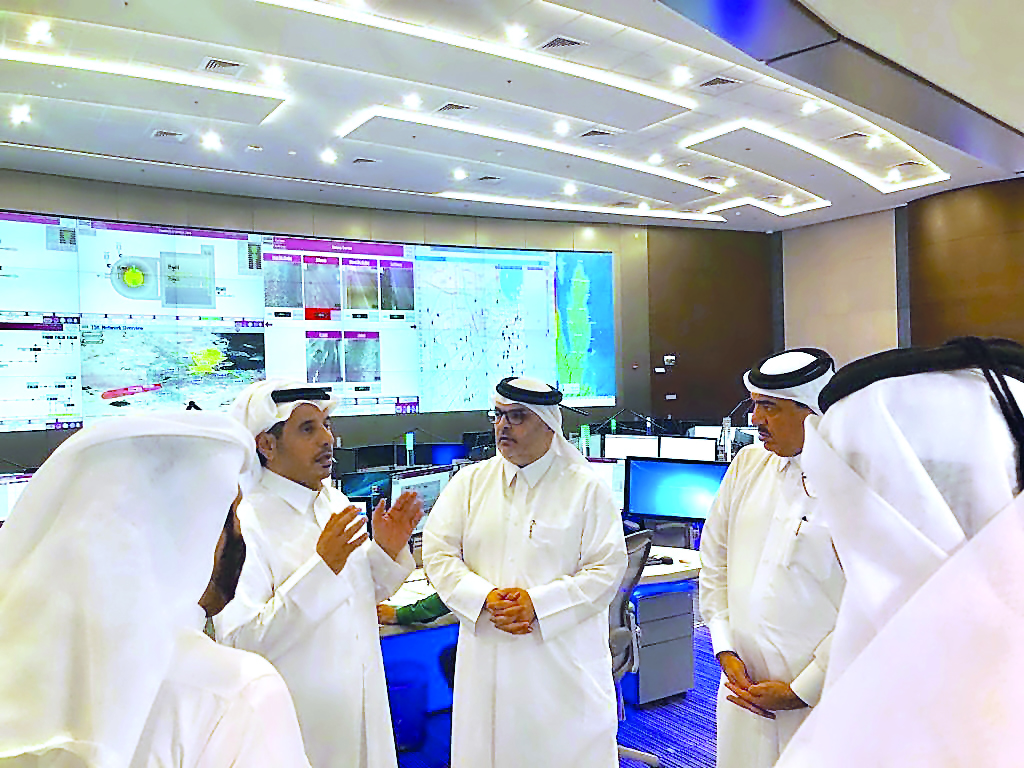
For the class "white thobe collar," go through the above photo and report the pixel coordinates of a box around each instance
[260,468,327,516]
[500,444,557,490]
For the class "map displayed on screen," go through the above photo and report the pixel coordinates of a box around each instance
[0,210,616,431]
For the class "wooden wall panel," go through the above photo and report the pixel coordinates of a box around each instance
[647,227,774,421]
[909,179,1024,346]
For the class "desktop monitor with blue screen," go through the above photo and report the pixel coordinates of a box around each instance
[392,465,453,534]
[413,442,467,466]
[338,470,392,507]
[603,434,659,460]
[624,457,729,522]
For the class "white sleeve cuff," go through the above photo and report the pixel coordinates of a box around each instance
[446,572,496,625]
[708,618,735,659]
[790,657,827,706]
[367,541,415,601]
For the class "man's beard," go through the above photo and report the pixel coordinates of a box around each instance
[213,520,247,604]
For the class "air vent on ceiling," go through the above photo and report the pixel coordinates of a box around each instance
[835,131,869,141]
[540,35,586,50]
[699,175,725,184]
[761,195,783,202]
[352,158,377,164]
[437,102,474,113]
[609,201,634,207]
[892,160,926,168]
[245,144,263,152]
[151,129,186,142]
[200,57,245,77]
[476,175,502,182]
[580,129,613,138]
[699,76,740,88]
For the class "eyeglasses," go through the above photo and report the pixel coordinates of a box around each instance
[487,408,529,426]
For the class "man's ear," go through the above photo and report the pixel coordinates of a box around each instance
[256,432,275,464]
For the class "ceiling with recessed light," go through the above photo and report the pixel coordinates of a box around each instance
[0,0,1011,231]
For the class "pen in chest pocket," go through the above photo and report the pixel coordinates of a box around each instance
[795,515,808,536]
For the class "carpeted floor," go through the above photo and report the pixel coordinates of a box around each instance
[397,623,718,768]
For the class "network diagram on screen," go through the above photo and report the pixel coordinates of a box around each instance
[0,211,616,432]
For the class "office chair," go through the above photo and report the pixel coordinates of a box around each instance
[610,530,660,767]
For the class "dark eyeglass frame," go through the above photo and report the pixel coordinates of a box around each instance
[487,407,530,426]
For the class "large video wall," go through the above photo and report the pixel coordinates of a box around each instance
[0,210,616,433]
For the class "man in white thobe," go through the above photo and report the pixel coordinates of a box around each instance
[0,413,310,768]
[422,376,627,768]
[700,348,845,768]
[215,380,422,768]
[777,337,1024,767]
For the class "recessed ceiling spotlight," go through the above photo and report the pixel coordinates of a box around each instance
[671,66,692,86]
[402,92,423,110]
[553,119,570,136]
[801,101,821,115]
[320,147,338,164]
[505,24,528,45]
[867,135,884,150]
[200,131,222,151]
[886,168,902,183]
[9,104,31,126]
[262,64,285,86]
[563,182,578,196]
[453,167,468,181]
[724,177,737,188]
[637,201,650,212]
[647,153,663,165]
[27,20,53,45]
[288,150,297,155]
[781,194,795,206]
[582,227,595,239]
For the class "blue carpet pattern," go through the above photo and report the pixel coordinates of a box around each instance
[396,624,718,768]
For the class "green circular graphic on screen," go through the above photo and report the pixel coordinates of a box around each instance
[123,266,145,288]
[110,256,160,300]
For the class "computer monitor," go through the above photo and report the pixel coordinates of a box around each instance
[659,436,717,461]
[587,458,624,511]
[413,442,467,466]
[462,430,495,461]
[392,465,453,534]
[687,425,722,440]
[0,473,32,524]
[624,457,729,522]
[338,470,392,507]
[603,434,659,460]
[355,444,401,470]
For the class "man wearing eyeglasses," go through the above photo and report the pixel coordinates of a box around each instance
[699,349,845,768]
[422,377,627,768]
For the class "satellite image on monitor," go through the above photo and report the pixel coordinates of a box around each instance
[80,322,265,418]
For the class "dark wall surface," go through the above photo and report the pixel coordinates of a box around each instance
[647,227,775,422]
[908,178,1024,346]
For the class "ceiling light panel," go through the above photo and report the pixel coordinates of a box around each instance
[540,1,949,192]
[680,119,950,193]
[337,106,722,204]
[251,0,695,130]
[434,191,726,221]
[0,51,286,124]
